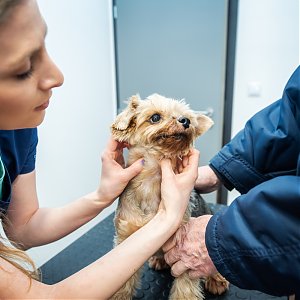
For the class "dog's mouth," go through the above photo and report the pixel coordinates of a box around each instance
[150,131,192,155]
[156,132,188,141]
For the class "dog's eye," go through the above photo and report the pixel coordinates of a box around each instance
[150,113,161,123]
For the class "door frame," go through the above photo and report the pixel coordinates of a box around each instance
[112,0,239,205]
[217,0,239,204]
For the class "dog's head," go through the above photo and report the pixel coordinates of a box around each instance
[111,94,213,156]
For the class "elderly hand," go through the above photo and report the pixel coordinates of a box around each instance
[163,215,218,279]
[97,137,143,207]
[195,166,221,193]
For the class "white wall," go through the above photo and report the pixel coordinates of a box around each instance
[228,0,299,203]
[27,0,117,267]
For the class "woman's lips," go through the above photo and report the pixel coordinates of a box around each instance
[35,100,50,111]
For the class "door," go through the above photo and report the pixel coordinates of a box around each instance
[113,0,229,203]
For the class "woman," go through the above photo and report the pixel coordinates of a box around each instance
[0,0,200,298]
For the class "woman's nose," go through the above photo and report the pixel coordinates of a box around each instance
[39,54,64,90]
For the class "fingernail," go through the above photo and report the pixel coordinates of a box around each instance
[141,159,145,166]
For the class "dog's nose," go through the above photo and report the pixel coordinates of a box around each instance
[178,116,190,129]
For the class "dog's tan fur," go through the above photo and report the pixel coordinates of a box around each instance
[111,94,228,300]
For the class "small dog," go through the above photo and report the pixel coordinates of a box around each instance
[111,94,228,300]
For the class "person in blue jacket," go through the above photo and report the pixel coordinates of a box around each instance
[0,0,200,298]
[164,65,300,297]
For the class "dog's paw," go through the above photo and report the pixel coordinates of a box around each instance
[204,273,229,295]
[148,255,169,270]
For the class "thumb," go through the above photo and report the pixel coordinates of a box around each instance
[125,158,144,179]
[160,158,174,179]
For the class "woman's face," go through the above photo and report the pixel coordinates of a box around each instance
[0,0,64,129]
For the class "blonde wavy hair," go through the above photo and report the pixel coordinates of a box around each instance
[1,214,39,280]
[0,0,39,280]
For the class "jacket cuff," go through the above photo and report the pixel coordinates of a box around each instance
[209,151,266,194]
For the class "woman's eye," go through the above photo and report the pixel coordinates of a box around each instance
[150,113,161,123]
[16,66,34,80]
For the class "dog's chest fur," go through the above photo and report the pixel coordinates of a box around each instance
[116,145,185,228]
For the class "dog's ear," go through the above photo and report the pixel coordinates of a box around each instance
[111,94,140,142]
[195,114,214,136]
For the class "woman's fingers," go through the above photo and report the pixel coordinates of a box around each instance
[160,158,174,179]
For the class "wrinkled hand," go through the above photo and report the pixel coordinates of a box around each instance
[159,149,199,223]
[97,137,143,207]
[163,215,218,279]
[195,166,221,193]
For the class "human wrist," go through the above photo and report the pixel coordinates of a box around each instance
[195,166,221,193]
[203,215,218,274]
[153,210,182,235]
[84,190,112,210]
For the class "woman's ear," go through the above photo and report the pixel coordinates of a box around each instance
[195,114,214,136]
[111,94,140,142]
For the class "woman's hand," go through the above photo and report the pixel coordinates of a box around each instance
[163,215,218,278]
[96,138,143,207]
[159,148,200,226]
[195,165,221,193]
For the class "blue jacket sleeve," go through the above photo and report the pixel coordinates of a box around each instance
[206,176,300,296]
[205,66,300,296]
[210,66,300,194]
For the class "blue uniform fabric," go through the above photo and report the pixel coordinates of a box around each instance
[206,66,300,296]
[0,129,38,212]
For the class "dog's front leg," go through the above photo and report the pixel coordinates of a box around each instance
[110,217,142,300]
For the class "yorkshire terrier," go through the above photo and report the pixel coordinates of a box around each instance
[110,94,228,300]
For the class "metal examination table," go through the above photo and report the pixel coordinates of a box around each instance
[40,204,287,300]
